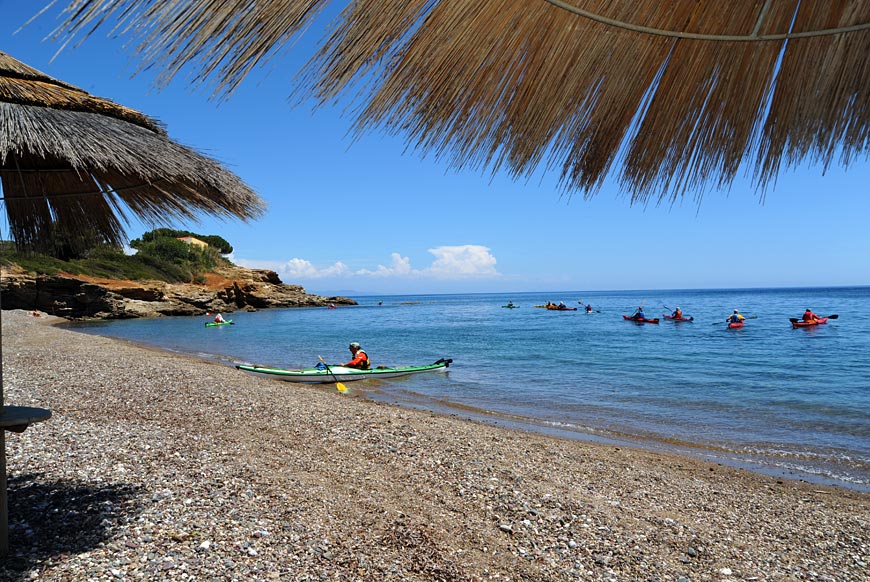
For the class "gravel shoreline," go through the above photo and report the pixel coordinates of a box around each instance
[2,309,867,581]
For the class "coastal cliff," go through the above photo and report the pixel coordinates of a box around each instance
[0,263,355,319]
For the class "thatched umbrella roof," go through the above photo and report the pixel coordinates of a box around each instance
[0,50,265,251]
[45,0,870,204]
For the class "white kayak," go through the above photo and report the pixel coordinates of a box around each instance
[236,358,452,383]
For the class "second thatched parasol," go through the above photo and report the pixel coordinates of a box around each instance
[0,49,265,253]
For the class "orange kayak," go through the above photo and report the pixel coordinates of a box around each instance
[792,317,828,328]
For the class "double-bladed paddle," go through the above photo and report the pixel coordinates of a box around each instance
[318,355,348,393]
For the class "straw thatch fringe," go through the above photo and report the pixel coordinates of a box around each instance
[1,103,264,248]
[49,0,870,203]
[1,49,264,251]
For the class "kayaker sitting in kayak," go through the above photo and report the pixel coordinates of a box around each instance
[672,306,683,319]
[214,313,225,323]
[631,306,645,320]
[802,308,821,322]
[727,310,745,324]
[585,304,593,313]
[342,342,370,370]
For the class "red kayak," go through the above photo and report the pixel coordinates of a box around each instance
[623,315,659,324]
[792,317,828,328]
[547,305,577,311]
[727,321,744,329]
[662,314,693,322]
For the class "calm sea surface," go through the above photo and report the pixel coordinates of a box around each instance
[68,287,870,491]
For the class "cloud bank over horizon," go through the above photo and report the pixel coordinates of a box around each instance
[232,245,500,292]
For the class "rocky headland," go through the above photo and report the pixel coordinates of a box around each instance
[0,263,355,319]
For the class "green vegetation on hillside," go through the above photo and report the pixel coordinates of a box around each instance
[1,230,234,284]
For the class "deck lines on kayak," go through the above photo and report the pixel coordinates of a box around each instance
[236,358,452,384]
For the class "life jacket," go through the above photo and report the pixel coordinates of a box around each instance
[348,349,370,370]
[674,310,682,318]
[803,311,816,322]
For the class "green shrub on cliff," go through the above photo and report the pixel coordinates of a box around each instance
[131,229,233,254]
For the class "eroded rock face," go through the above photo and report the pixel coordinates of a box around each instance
[0,265,355,319]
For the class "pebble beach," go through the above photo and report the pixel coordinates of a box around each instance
[1,310,867,581]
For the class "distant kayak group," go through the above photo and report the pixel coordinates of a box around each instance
[504,302,839,328]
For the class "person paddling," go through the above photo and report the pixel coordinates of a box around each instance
[631,306,645,320]
[727,310,745,324]
[802,308,821,323]
[214,313,225,323]
[342,342,370,370]
[672,306,683,319]
[585,303,593,313]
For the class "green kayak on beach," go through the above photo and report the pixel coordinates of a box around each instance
[236,358,452,384]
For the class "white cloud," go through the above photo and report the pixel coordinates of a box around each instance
[356,253,412,277]
[423,245,498,277]
[234,244,499,285]
[284,258,351,278]
[233,256,350,278]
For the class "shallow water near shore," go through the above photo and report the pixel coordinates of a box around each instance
[68,286,870,491]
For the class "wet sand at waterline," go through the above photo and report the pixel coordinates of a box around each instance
[2,310,867,580]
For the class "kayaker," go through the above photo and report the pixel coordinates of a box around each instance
[631,306,645,320]
[727,310,745,324]
[507,300,515,307]
[802,308,821,322]
[585,304,593,313]
[214,313,225,323]
[342,342,370,370]
[672,306,683,319]
[558,301,567,310]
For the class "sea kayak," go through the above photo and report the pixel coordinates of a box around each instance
[623,315,659,324]
[205,320,233,327]
[547,306,578,311]
[502,305,520,309]
[727,321,744,329]
[662,314,694,322]
[236,358,453,384]
[792,317,828,328]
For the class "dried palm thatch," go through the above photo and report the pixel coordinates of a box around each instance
[47,0,870,204]
[0,50,264,253]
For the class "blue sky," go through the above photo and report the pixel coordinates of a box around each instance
[3,2,868,295]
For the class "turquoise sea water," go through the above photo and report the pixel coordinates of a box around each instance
[68,286,870,491]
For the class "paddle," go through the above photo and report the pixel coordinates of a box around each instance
[318,355,348,393]
[789,314,838,323]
